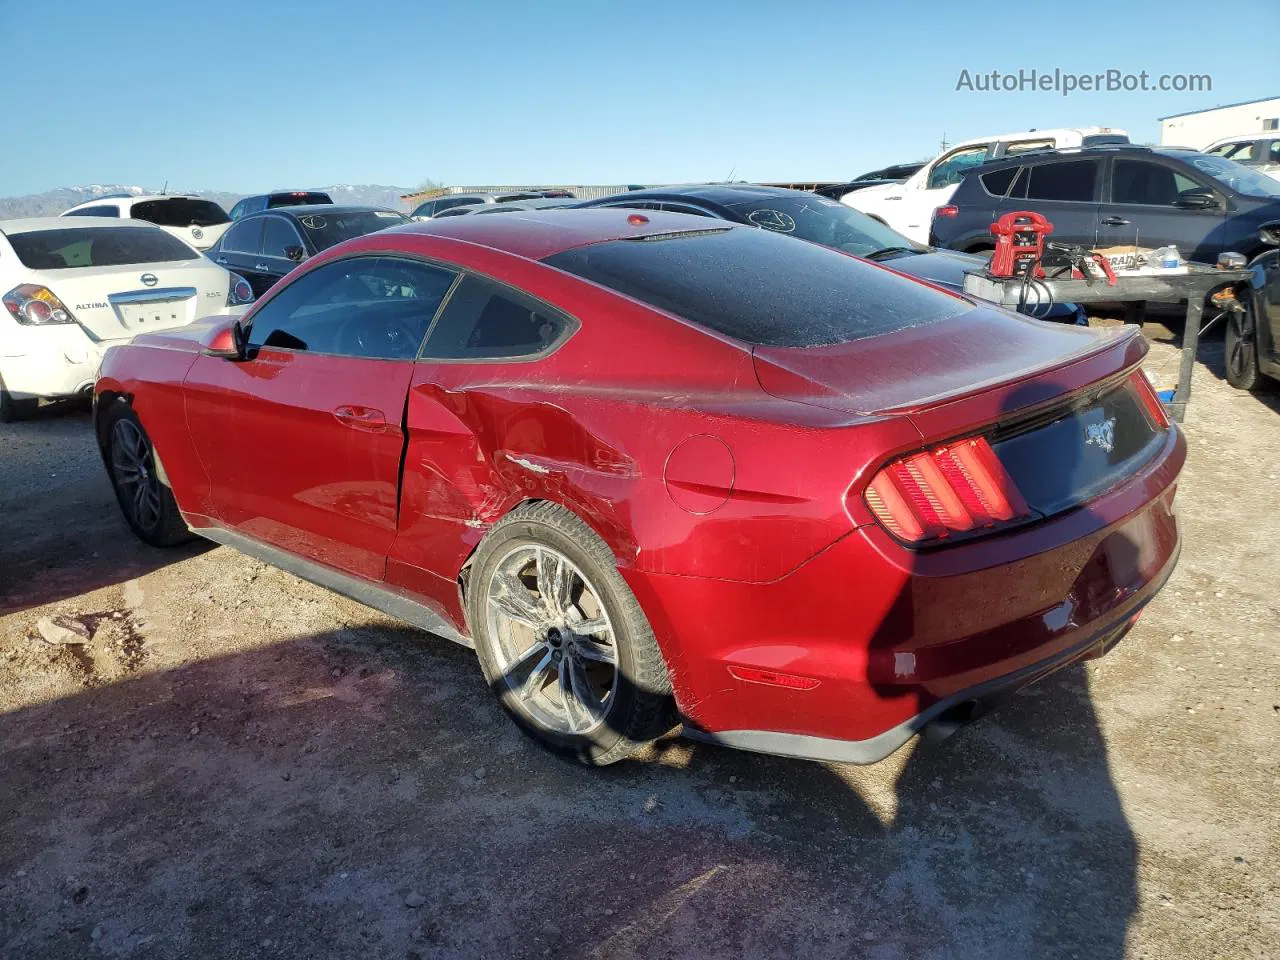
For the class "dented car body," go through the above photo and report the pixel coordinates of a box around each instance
[94,210,1185,765]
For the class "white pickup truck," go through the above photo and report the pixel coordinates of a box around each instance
[841,127,1129,244]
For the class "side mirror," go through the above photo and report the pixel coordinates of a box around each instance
[1174,188,1219,210]
[1258,220,1280,247]
[201,316,248,360]
[284,245,305,263]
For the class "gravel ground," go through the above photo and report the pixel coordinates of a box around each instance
[0,326,1276,960]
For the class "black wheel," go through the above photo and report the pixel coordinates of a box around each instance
[0,378,38,423]
[467,502,676,765]
[103,403,192,547]
[1224,300,1269,391]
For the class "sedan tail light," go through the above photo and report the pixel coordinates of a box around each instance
[3,285,76,326]
[864,436,1030,544]
[226,272,255,306]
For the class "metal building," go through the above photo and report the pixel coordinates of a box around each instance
[1159,96,1280,150]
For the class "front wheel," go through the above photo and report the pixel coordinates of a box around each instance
[103,404,192,547]
[468,502,676,765]
[1224,301,1270,391]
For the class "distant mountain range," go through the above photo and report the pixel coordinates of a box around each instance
[0,184,416,219]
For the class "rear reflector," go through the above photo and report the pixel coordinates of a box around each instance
[865,436,1030,544]
[728,666,821,690]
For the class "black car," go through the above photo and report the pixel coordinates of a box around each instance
[208,205,411,298]
[228,191,333,220]
[577,183,1085,322]
[930,145,1280,264]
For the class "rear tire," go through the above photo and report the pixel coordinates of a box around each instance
[103,403,192,547]
[468,502,676,765]
[0,379,38,423]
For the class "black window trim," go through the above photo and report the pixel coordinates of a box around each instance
[1102,155,1223,208]
[241,250,579,365]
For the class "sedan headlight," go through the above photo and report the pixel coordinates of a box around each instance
[2,284,76,325]
[226,272,255,307]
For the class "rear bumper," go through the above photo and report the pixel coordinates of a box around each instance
[0,326,104,399]
[623,425,1184,761]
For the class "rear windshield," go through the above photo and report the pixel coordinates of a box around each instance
[131,198,230,227]
[267,192,332,208]
[543,227,967,347]
[6,226,200,270]
[294,210,410,250]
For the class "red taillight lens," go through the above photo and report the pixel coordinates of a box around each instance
[864,437,1030,544]
[934,205,959,219]
[1131,369,1171,429]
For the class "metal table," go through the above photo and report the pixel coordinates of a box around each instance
[963,263,1253,422]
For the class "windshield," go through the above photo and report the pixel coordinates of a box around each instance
[1184,154,1280,198]
[724,194,920,256]
[130,198,230,227]
[295,210,411,249]
[7,226,200,269]
[543,226,965,348]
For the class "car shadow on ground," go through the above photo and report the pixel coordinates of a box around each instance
[0,619,1137,960]
[0,407,213,615]
[1137,313,1280,417]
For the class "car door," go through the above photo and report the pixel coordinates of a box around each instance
[1097,157,1228,262]
[183,255,459,580]
[257,215,308,294]
[383,276,578,611]
[999,157,1102,248]
[213,218,267,294]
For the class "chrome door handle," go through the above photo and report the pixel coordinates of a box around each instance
[215,257,228,264]
[1101,216,1131,226]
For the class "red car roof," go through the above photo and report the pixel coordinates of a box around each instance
[394,208,730,260]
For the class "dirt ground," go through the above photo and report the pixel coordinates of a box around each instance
[0,324,1276,960]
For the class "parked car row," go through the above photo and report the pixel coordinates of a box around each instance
[90,204,1186,768]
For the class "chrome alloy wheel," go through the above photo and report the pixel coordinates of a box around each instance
[111,418,162,532]
[485,544,619,736]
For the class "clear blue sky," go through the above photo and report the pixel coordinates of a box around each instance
[2,0,1276,195]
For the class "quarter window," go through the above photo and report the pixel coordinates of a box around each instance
[1025,159,1099,202]
[247,257,457,360]
[64,205,120,218]
[979,167,1021,197]
[927,145,990,190]
[422,276,571,360]
[1111,160,1201,207]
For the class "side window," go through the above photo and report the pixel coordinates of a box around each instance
[411,200,437,218]
[926,145,990,190]
[437,197,482,214]
[221,218,264,255]
[1209,141,1253,161]
[262,217,304,259]
[1269,141,1280,163]
[980,166,1021,197]
[1002,138,1055,157]
[1025,159,1099,202]
[248,257,458,360]
[1111,160,1201,207]
[65,205,120,218]
[229,201,248,220]
[422,276,572,360]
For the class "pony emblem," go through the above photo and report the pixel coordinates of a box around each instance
[1084,417,1116,454]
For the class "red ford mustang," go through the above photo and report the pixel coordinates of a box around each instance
[95,209,1184,766]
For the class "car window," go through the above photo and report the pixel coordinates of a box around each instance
[926,145,990,190]
[436,197,484,213]
[422,276,572,360]
[1208,141,1253,161]
[7,226,200,269]
[262,217,304,258]
[543,226,966,348]
[1025,159,1099,202]
[221,218,264,255]
[247,257,457,359]
[1002,138,1054,157]
[410,200,437,218]
[980,166,1021,197]
[1111,160,1201,206]
[229,200,248,221]
[64,205,120,218]
[130,198,230,227]
[267,192,331,208]
[1184,154,1280,197]
[1269,141,1280,163]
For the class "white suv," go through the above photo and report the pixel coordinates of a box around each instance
[1202,134,1280,182]
[841,126,1129,243]
[0,218,253,420]
[62,194,232,251]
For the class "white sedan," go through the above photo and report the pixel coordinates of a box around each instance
[62,194,232,251]
[0,218,254,421]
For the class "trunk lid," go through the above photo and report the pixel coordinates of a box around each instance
[36,259,230,343]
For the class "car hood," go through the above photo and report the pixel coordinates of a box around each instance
[752,303,1129,417]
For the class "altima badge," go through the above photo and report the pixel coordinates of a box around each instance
[1085,417,1116,454]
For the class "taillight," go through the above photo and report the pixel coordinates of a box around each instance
[2,284,76,325]
[1131,369,1171,429]
[865,436,1030,544]
[934,205,959,219]
[226,272,255,306]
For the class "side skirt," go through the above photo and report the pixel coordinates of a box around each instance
[192,525,473,648]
